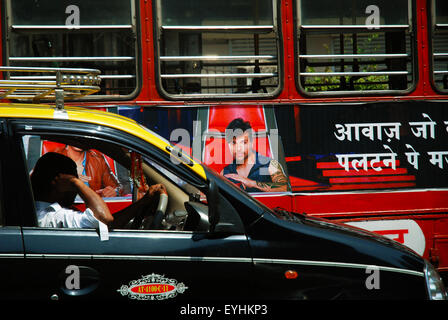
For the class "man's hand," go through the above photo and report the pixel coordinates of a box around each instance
[52,173,78,192]
[96,186,117,198]
[224,159,289,192]
[110,183,168,229]
[143,184,167,201]
[139,184,167,213]
[224,173,257,190]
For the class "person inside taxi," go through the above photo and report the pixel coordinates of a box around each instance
[53,144,122,198]
[31,152,167,229]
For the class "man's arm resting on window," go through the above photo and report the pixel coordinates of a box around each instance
[54,174,114,225]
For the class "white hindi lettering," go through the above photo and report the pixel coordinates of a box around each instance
[334,123,358,141]
[409,113,436,139]
[382,123,401,142]
[369,154,383,172]
[334,122,401,142]
[360,124,377,141]
[336,145,397,172]
[336,153,351,171]
[333,114,447,173]
[351,155,369,171]
[381,145,397,170]
[428,151,448,169]
[405,144,420,170]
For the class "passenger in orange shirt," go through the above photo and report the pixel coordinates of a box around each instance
[53,145,122,198]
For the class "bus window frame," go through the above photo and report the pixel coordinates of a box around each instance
[428,0,448,95]
[1,0,143,102]
[293,0,419,98]
[152,0,284,101]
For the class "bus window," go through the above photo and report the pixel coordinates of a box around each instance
[296,0,416,95]
[431,0,448,93]
[154,0,281,99]
[4,0,138,99]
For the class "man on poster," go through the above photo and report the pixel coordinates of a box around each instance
[220,118,289,192]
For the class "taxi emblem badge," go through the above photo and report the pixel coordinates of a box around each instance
[117,273,188,300]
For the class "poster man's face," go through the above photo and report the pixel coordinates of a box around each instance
[229,131,252,164]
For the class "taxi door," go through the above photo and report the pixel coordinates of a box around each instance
[8,118,253,300]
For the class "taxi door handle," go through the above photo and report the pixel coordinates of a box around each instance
[59,265,100,297]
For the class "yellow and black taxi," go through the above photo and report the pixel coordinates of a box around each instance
[0,67,446,301]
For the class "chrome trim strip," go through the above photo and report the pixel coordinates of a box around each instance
[23,253,422,276]
[161,73,277,79]
[161,25,274,31]
[10,56,135,62]
[25,254,252,263]
[253,258,424,277]
[99,75,136,80]
[11,75,135,80]
[160,55,276,62]
[301,24,410,29]
[0,253,24,258]
[12,25,133,29]
[299,54,409,59]
[300,71,409,77]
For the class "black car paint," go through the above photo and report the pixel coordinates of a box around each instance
[205,167,427,299]
[0,117,429,300]
[247,213,426,299]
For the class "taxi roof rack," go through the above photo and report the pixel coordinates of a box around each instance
[0,66,101,109]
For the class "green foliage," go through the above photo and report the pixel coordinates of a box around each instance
[303,33,389,92]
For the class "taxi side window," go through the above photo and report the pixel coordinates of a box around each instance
[23,135,131,201]
[21,135,134,229]
[20,134,204,232]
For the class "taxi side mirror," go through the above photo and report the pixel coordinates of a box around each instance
[208,179,220,233]
[207,179,245,235]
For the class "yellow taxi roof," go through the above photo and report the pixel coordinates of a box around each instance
[0,103,206,179]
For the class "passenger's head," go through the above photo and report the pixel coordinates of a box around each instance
[225,118,253,163]
[31,152,78,206]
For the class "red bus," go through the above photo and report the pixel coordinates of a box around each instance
[1,0,448,283]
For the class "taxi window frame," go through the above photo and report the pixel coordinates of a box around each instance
[0,120,5,225]
[3,119,36,227]
[9,118,208,230]
[10,119,207,188]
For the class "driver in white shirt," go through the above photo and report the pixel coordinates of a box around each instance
[31,152,166,229]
